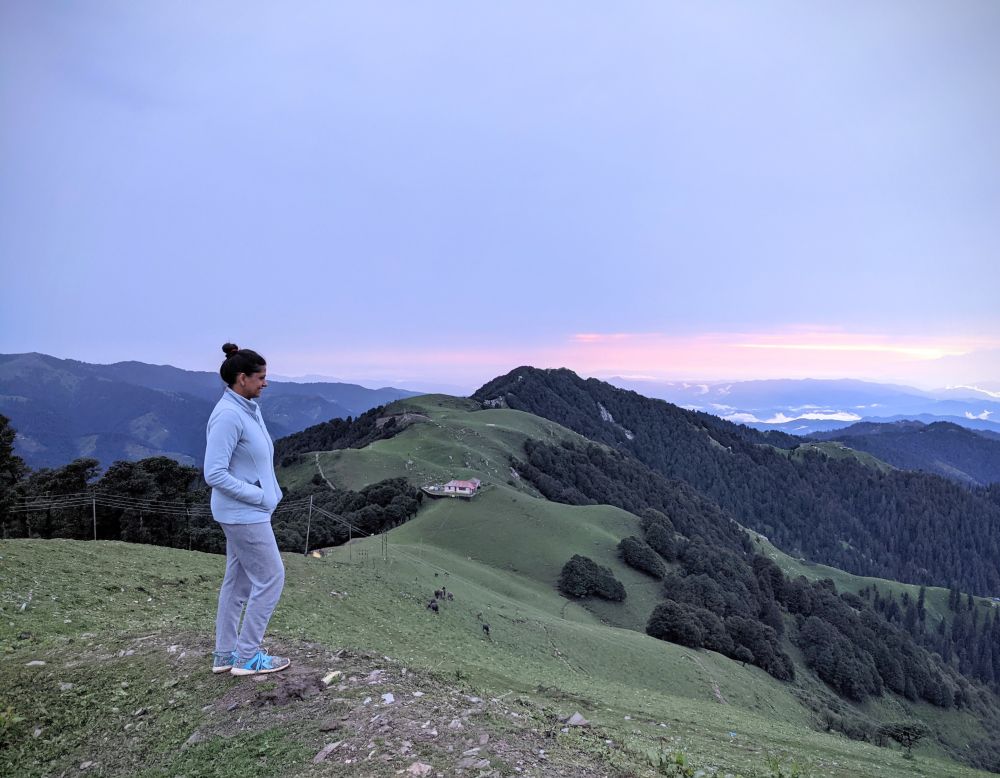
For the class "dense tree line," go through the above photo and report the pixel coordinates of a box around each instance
[516,435,995,714]
[273,404,402,467]
[474,367,1000,596]
[518,438,750,555]
[0,415,421,553]
[861,583,1000,693]
[811,420,1000,486]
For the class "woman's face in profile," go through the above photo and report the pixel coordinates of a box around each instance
[236,368,267,399]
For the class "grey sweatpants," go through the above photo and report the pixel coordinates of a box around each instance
[214,521,285,661]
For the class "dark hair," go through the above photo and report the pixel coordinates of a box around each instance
[220,343,266,386]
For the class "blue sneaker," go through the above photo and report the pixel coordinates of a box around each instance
[230,651,291,676]
[212,651,237,674]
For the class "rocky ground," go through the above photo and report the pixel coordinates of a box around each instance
[200,638,628,777]
[5,631,659,778]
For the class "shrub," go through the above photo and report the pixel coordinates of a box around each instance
[647,599,705,648]
[618,536,666,578]
[558,555,627,601]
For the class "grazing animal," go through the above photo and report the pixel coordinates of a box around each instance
[426,600,439,613]
[482,622,491,638]
[446,592,454,601]
[434,589,443,599]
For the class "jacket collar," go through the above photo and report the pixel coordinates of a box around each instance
[223,387,259,418]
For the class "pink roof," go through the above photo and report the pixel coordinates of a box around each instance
[445,479,481,489]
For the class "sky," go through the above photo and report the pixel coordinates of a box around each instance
[2,2,998,393]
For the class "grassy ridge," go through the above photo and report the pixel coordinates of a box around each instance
[274,396,994,772]
[2,539,991,777]
[3,396,990,775]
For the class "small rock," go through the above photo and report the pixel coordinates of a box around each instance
[80,762,94,770]
[25,660,46,667]
[366,670,384,684]
[312,741,343,763]
[381,692,395,704]
[59,682,74,692]
[226,702,240,712]
[32,727,43,738]
[561,727,569,734]
[183,731,206,748]
[447,718,464,730]
[133,708,148,717]
[479,733,490,745]
[412,690,425,697]
[319,719,342,732]
[321,670,342,685]
[462,747,481,756]
[567,712,590,727]
[363,696,372,705]
[406,762,432,776]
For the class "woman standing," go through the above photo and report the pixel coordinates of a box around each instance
[204,343,289,676]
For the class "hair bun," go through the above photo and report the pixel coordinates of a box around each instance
[222,342,240,357]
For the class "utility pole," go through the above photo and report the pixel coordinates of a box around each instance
[349,524,352,562]
[92,496,97,541]
[304,495,313,555]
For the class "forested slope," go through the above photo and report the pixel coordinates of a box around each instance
[473,367,1000,596]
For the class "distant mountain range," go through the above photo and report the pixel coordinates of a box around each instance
[0,353,421,469]
[810,420,1000,486]
[608,377,1000,436]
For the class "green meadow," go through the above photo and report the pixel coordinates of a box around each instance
[1,396,992,776]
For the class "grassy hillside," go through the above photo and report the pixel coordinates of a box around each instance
[284,396,969,632]
[4,396,993,776]
[3,539,992,778]
[275,396,996,771]
[788,442,894,474]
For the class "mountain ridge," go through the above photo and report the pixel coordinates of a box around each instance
[809,420,1000,486]
[471,366,1000,596]
[0,352,421,469]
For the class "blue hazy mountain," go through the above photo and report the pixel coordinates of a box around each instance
[0,353,422,469]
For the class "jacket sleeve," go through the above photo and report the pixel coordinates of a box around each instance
[204,410,265,505]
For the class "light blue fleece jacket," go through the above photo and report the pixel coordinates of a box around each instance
[204,388,283,525]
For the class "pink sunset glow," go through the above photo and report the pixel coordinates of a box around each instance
[283,329,1000,392]
[561,330,994,382]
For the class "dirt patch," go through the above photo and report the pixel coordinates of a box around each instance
[4,631,641,777]
[197,639,632,776]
